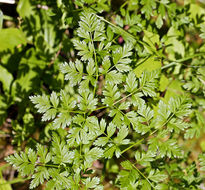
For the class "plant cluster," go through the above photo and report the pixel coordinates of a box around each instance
[1,0,205,189]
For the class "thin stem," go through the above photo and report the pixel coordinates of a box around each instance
[121,138,144,155]
[150,113,175,136]
[0,177,31,186]
[37,163,59,168]
[113,90,139,106]
[162,52,205,70]
[135,55,152,68]
[88,88,140,116]
[95,14,163,59]
[97,120,152,186]
[60,109,86,114]
[93,106,153,186]
[120,112,176,156]
[123,157,155,189]
[95,14,136,43]
[90,105,107,113]
[106,64,116,73]
[90,32,99,96]
[95,13,205,71]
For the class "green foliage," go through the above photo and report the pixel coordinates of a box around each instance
[0,28,27,52]
[2,0,205,189]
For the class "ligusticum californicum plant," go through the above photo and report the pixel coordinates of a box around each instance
[5,9,205,190]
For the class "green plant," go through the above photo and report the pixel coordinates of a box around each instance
[2,0,205,189]
[0,0,78,145]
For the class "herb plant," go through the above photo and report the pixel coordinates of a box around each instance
[1,0,205,189]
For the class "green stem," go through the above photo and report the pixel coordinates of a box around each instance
[162,52,205,70]
[88,88,140,116]
[121,112,176,156]
[95,13,205,71]
[95,14,163,59]
[121,138,144,155]
[37,163,59,168]
[90,32,98,96]
[113,90,139,106]
[0,177,31,186]
[135,55,152,68]
[60,109,86,114]
[95,14,136,43]
[124,158,155,189]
